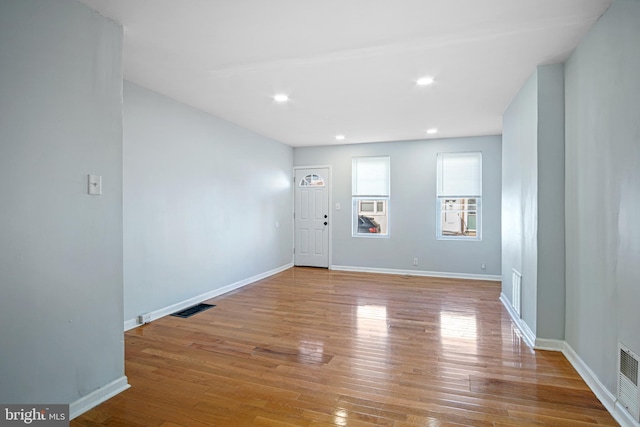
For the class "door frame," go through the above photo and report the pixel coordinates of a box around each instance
[293,165,332,268]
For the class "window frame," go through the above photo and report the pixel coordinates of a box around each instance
[352,156,390,238]
[436,152,482,241]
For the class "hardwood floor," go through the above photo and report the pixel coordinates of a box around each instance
[72,268,617,426]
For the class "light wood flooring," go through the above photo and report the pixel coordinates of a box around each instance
[72,267,618,426]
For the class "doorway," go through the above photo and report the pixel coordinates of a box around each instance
[294,167,330,268]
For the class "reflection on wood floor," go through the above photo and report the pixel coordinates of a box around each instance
[72,267,618,426]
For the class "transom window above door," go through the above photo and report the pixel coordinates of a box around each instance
[299,174,325,187]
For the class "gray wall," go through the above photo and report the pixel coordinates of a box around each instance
[536,64,565,341]
[565,0,640,394]
[502,72,539,334]
[0,0,125,404]
[501,64,566,341]
[294,136,502,277]
[123,82,293,323]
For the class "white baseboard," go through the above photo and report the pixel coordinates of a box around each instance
[614,402,640,427]
[330,265,501,281]
[562,343,639,427]
[124,263,293,331]
[123,316,139,332]
[562,343,616,409]
[69,375,129,420]
[519,320,536,349]
[499,292,638,427]
[499,293,535,348]
[534,338,565,351]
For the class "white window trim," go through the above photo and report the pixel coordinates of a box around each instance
[436,152,482,241]
[352,156,390,238]
[436,197,482,240]
[353,197,390,237]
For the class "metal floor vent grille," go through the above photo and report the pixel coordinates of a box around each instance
[618,343,640,421]
[171,303,215,318]
[512,269,522,317]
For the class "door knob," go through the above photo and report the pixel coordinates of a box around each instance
[324,214,328,218]
[324,222,328,226]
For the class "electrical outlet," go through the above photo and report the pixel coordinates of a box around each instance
[481,263,486,270]
[138,313,152,324]
[413,258,418,266]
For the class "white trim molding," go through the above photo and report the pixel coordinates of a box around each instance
[500,292,639,427]
[70,376,129,420]
[331,265,501,282]
[124,263,293,331]
[293,165,333,269]
[499,293,535,348]
[563,343,639,427]
[534,338,565,352]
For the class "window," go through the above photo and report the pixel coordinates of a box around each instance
[352,156,389,236]
[436,152,482,239]
[299,174,325,187]
[358,200,386,215]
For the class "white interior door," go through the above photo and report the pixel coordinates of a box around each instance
[294,168,329,268]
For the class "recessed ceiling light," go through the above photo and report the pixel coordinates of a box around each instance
[274,94,289,102]
[335,134,345,140]
[426,128,438,134]
[417,77,434,86]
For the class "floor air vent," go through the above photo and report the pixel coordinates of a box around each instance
[171,303,215,318]
[511,269,522,317]
[618,343,640,421]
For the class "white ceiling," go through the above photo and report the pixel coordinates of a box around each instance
[79,0,611,148]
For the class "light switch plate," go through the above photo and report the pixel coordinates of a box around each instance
[88,174,102,195]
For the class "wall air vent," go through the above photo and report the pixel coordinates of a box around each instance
[618,343,640,421]
[511,269,522,317]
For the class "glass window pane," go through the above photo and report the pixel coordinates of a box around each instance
[352,156,390,238]
[354,198,388,236]
[360,201,374,212]
[299,174,325,187]
[439,197,479,238]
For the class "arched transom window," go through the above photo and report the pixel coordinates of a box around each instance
[299,174,325,187]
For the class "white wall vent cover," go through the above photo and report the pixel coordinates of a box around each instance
[511,269,522,317]
[618,343,640,421]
